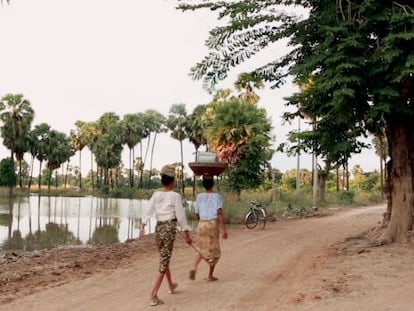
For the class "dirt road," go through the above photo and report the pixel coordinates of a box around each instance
[1,204,413,311]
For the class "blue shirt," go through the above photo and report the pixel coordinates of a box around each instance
[195,192,223,221]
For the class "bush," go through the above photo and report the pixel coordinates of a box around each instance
[338,190,355,205]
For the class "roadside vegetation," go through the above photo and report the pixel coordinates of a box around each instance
[0,160,384,227]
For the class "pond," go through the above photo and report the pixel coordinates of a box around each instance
[0,195,177,252]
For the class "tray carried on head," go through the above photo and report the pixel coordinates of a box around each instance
[188,162,228,176]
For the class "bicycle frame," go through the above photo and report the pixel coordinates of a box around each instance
[244,200,266,229]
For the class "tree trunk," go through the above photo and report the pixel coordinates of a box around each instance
[380,154,384,199]
[38,161,43,190]
[18,159,22,188]
[9,150,14,197]
[381,119,414,243]
[79,150,82,189]
[180,140,185,195]
[148,133,158,188]
[382,159,392,228]
[319,161,331,202]
[28,155,34,189]
[90,151,94,190]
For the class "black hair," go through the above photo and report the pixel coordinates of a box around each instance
[202,176,214,190]
[161,174,174,186]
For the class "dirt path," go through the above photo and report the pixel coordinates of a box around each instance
[1,204,413,311]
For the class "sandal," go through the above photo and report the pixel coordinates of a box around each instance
[189,269,196,281]
[168,283,178,294]
[149,298,164,306]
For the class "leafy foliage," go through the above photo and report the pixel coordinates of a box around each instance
[0,158,16,186]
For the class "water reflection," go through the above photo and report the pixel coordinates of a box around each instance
[0,195,149,252]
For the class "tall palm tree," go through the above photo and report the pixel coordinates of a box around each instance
[70,121,87,189]
[94,122,123,187]
[45,130,72,191]
[167,103,188,194]
[206,100,253,166]
[80,121,100,190]
[0,94,34,194]
[94,112,122,187]
[142,109,166,187]
[27,129,38,189]
[30,123,51,190]
[121,113,144,187]
[14,135,30,188]
[187,104,208,156]
[187,104,208,197]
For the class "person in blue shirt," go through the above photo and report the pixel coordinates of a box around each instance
[189,175,228,281]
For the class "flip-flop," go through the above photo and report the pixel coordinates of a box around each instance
[205,277,218,282]
[149,298,164,306]
[168,283,178,294]
[189,269,196,281]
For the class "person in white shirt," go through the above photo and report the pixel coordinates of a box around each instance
[189,175,228,282]
[140,164,192,307]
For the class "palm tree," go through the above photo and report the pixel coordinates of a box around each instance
[45,130,72,191]
[187,104,208,197]
[70,121,87,189]
[27,129,38,189]
[95,113,122,187]
[206,100,253,166]
[94,123,123,187]
[30,123,51,190]
[187,104,208,156]
[14,135,30,188]
[121,113,144,187]
[80,121,100,190]
[167,103,188,194]
[0,94,34,194]
[142,109,166,187]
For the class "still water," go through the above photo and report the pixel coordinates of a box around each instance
[0,195,166,252]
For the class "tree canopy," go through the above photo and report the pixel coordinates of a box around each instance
[178,0,414,243]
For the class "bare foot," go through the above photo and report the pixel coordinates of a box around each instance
[149,297,164,306]
[205,276,218,282]
[168,283,178,294]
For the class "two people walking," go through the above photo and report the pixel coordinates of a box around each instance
[140,165,228,307]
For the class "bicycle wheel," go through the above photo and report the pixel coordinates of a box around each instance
[245,211,258,229]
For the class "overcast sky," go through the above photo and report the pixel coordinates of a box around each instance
[0,0,379,176]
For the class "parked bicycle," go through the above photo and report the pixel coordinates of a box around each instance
[244,200,267,229]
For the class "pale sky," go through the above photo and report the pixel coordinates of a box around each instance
[0,0,379,177]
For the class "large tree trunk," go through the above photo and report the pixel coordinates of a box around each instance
[381,118,414,243]
[382,159,392,228]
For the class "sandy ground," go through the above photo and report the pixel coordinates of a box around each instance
[1,203,413,311]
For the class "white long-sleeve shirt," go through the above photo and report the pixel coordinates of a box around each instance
[142,190,192,231]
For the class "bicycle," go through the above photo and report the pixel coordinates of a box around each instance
[244,200,267,229]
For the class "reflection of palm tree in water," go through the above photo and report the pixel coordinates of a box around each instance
[89,224,119,245]
[1,197,22,250]
[3,195,80,251]
[89,197,120,245]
